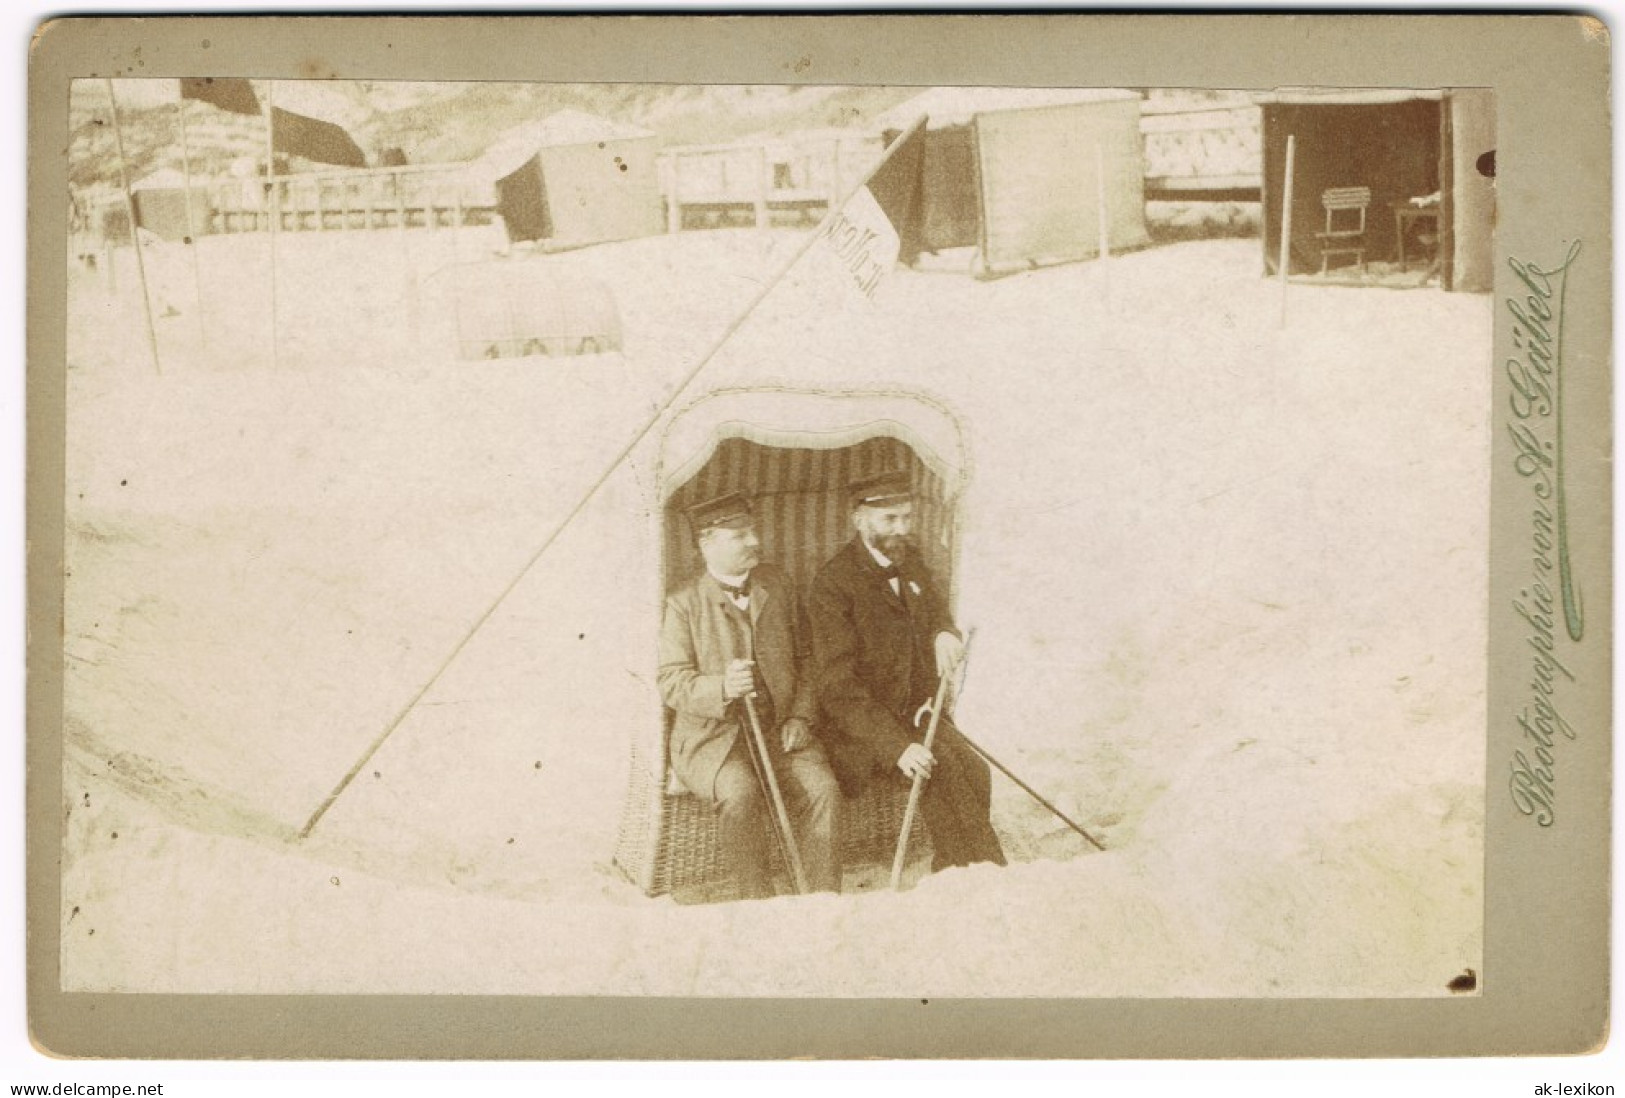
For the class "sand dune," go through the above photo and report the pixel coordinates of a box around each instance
[59,225,1487,997]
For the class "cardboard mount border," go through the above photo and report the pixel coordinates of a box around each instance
[25,13,1613,1060]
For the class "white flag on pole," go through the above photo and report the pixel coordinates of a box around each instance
[815,185,904,302]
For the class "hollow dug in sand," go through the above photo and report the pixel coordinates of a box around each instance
[60,229,1487,997]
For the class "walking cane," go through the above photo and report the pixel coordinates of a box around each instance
[742,691,810,895]
[956,732,1107,852]
[890,632,973,890]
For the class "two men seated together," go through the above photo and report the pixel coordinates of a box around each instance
[657,469,1006,900]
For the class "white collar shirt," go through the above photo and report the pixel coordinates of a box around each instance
[709,568,751,611]
[865,544,901,597]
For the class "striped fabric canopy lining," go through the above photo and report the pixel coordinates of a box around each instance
[663,435,955,599]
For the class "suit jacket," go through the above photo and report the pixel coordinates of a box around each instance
[807,536,959,790]
[657,562,816,800]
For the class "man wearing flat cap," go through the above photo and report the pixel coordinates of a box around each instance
[808,470,1006,872]
[657,491,841,898]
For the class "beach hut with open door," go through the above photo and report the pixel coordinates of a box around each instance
[872,87,1150,277]
[481,108,665,251]
[1257,88,1496,291]
[613,387,970,900]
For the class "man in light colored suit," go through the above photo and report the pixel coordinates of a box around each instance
[657,491,841,897]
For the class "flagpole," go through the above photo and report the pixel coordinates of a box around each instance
[754,143,768,233]
[174,100,209,354]
[450,175,463,265]
[395,170,421,350]
[296,115,932,838]
[262,80,282,370]
[1095,143,1111,311]
[105,79,161,377]
[1277,134,1297,329]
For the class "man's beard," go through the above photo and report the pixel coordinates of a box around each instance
[872,534,911,562]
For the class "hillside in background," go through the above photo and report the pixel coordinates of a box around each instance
[68,80,925,191]
[69,81,1264,193]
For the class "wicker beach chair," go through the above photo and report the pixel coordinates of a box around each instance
[612,388,969,900]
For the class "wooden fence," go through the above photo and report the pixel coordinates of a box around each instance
[207,164,495,233]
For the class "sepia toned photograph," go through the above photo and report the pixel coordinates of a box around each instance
[57,73,1494,998]
[25,14,1610,1062]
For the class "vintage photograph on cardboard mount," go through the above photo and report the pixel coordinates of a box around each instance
[27,15,1610,1060]
[57,75,1492,998]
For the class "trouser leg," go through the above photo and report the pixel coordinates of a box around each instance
[712,742,774,899]
[777,742,843,892]
[919,720,1006,871]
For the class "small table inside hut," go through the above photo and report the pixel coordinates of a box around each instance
[1392,200,1442,273]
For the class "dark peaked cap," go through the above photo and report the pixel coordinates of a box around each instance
[850,469,913,509]
[685,490,754,536]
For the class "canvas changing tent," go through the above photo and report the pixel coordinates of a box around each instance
[873,87,1150,276]
[482,109,664,250]
[1257,88,1496,291]
[422,259,623,361]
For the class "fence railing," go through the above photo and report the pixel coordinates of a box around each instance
[656,135,883,231]
[205,164,496,233]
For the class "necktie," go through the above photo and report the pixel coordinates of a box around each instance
[879,565,902,598]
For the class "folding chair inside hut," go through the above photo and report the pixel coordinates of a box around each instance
[1315,186,1372,275]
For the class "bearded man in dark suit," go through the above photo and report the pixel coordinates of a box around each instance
[657,491,841,898]
[807,470,1006,872]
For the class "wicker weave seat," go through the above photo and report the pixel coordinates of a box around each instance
[613,745,931,899]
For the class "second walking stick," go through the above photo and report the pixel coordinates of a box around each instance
[743,692,810,895]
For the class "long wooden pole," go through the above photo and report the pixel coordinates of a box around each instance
[262,80,281,369]
[666,154,683,235]
[744,694,809,894]
[1096,143,1110,258]
[1277,134,1296,329]
[891,629,972,888]
[754,145,769,232]
[957,731,1105,851]
[891,665,954,890]
[449,178,463,270]
[1095,142,1111,305]
[105,80,161,376]
[174,101,209,354]
[829,137,842,214]
[395,171,421,348]
[297,116,931,839]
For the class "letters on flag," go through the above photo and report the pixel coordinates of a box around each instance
[812,120,925,301]
[816,188,901,301]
